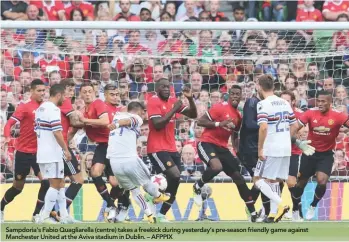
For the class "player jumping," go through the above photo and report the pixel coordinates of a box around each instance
[107,101,170,223]
[35,84,76,224]
[194,85,257,222]
[1,80,49,223]
[290,90,349,220]
[147,78,197,222]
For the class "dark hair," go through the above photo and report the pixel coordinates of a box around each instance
[308,62,318,68]
[60,79,75,89]
[281,90,296,101]
[22,51,34,58]
[164,1,177,16]
[337,13,349,21]
[317,90,332,98]
[160,11,174,21]
[104,84,117,92]
[127,101,144,111]
[30,79,45,90]
[233,6,245,12]
[258,75,274,91]
[70,8,85,21]
[230,84,242,92]
[79,81,94,91]
[31,64,40,70]
[49,84,65,97]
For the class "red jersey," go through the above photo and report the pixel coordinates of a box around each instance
[147,95,187,153]
[65,2,94,20]
[200,102,241,148]
[125,44,151,54]
[322,0,349,13]
[60,98,74,144]
[31,0,65,21]
[84,99,110,143]
[296,8,323,22]
[292,108,303,155]
[113,13,140,21]
[298,108,349,152]
[105,102,122,122]
[6,99,42,153]
[333,31,349,49]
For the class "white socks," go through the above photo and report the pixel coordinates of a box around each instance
[143,181,161,198]
[255,179,282,205]
[42,187,58,219]
[57,188,68,218]
[131,188,152,216]
[269,182,281,215]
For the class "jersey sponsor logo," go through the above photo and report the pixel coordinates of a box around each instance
[328,119,334,125]
[313,126,331,135]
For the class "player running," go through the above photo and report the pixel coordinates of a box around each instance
[280,90,304,221]
[254,75,314,223]
[1,79,49,223]
[290,90,349,220]
[194,85,257,222]
[107,101,170,223]
[35,84,76,224]
[78,83,127,221]
[147,78,197,222]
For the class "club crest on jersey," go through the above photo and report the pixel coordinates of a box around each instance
[328,119,334,125]
[167,161,172,167]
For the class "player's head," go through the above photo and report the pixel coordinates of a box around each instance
[30,79,46,102]
[155,78,170,100]
[79,82,95,104]
[257,75,274,100]
[127,101,145,117]
[104,84,120,106]
[317,90,332,113]
[60,78,75,99]
[228,85,242,108]
[280,90,296,108]
[49,84,65,106]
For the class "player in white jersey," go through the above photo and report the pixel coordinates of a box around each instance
[35,84,76,224]
[107,102,170,223]
[253,75,314,223]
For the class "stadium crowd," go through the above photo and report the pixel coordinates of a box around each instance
[1,0,349,182]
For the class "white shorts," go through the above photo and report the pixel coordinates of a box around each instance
[110,157,151,190]
[39,161,64,179]
[254,156,290,180]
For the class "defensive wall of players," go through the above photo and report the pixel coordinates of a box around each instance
[1,182,348,221]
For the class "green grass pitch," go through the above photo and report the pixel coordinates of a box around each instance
[2,222,349,241]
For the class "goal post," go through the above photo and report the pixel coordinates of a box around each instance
[1,21,349,222]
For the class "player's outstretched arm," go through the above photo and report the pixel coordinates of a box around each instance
[79,113,109,127]
[69,111,85,128]
[108,116,142,131]
[151,101,182,131]
[180,86,197,119]
[197,113,232,129]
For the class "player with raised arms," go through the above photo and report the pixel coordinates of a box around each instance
[77,82,125,221]
[194,85,257,222]
[147,78,197,222]
[254,75,314,223]
[1,79,49,223]
[35,84,76,224]
[290,90,349,220]
[107,101,170,223]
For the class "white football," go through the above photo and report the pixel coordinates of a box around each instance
[151,174,168,192]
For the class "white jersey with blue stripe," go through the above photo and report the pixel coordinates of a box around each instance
[257,95,295,157]
[107,112,143,159]
[35,101,63,163]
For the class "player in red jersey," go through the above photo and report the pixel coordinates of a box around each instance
[0,80,48,223]
[147,78,197,222]
[290,90,349,221]
[78,83,125,221]
[194,85,257,222]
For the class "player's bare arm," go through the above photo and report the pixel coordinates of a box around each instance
[197,113,233,129]
[79,112,109,126]
[67,127,79,143]
[68,111,85,128]
[180,86,197,119]
[258,122,268,161]
[53,130,72,161]
[108,117,138,131]
[151,100,183,131]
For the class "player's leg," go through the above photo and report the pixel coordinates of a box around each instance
[64,148,83,209]
[105,161,125,207]
[130,187,156,223]
[286,154,301,220]
[220,150,256,222]
[149,151,181,222]
[0,151,31,222]
[91,144,115,209]
[306,152,333,220]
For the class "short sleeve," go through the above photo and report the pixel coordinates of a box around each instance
[339,112,349,128]
[147,98,162,119]
[257,102,268,125]
[286,104,296,125]
[206,104,221,121]
[60,99,74,117]
[48,106,63,131]
[94,100,108,118]
[298,110,311,127]
[322,0,330,12]
[10,103,25,122]
[130,114,143,128]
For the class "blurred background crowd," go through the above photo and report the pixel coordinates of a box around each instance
[1,0,349,182]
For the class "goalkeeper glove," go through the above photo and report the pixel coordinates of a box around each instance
[295,139,316,156]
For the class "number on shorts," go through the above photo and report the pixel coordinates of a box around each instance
[275,111,290,133]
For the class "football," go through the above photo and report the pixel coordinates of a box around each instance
[151,174,168,192]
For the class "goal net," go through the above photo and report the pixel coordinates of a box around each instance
[1,21,349,222]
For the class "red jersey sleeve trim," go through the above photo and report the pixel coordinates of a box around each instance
[10,116,20,122]
[179,106,188,114]
[343,118,349,128]
[149,114,162,119]
[66,110,74,117]
[98,112,107,118]
[298,119,305,127]
[206,111,213,121]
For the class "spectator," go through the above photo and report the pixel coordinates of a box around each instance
[323,77,335,94]
[335,85,349,106]
[177,0,199,21]
[65,0,94,20]
[169,61,184,96]
[164,1,177,19]
[199,10,211,22]
[113,0,140,21]
[1,0,28,21]
[180,144,204,178]
[190,72,203,100]
[125,30,151,54]
[72,62,85,86]
[17,29,42,60]
[1,60,15,83]
[140,1,161,20]
[118,75,130,106]
[13,52,34,81]
[284,74,298,90]
[128,63,146,98]
[332,149,348,176]
[232,6,246,21]
[297,80,309,108]
[61,9,86,42]
[0,89,15,122]
[276,62,290,85]
[160,11,174,21]
[209,0,225,21]
[199,90,210,106]
[322,0,349,21]
[30,0,66,21]
[140,121,149,137]
[291,55,307,78]
[81,152,94,179]
[209,89,222,106]
[26,4,45,21]
[153,64,164,82]
[157,30,183,55]
[139,6,152,21]
[48,71,61,85]
[263,1,286,21]
[175,140,183,154]
[297,0,323,22]
[189,30,222,64]
[275,37,290,54]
